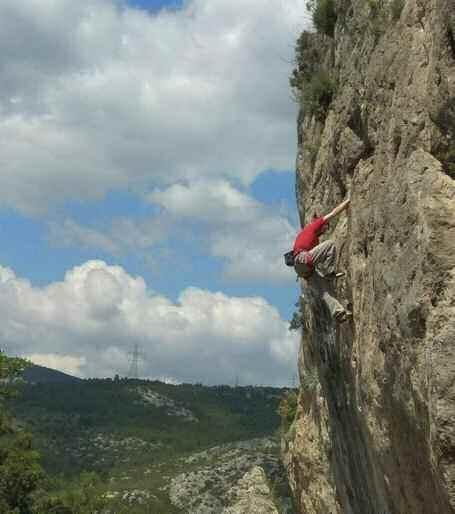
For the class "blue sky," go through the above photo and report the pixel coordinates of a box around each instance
[126,0,184,12]
[0,171,298,313]
[0,0,309,385]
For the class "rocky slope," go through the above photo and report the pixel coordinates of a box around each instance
[169,438,294,514]
[103,437,294,513]
[283,1,455,513]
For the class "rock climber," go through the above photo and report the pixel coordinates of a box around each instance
[286,197,351,322]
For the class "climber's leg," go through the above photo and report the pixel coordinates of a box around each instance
[300,274,350,323]
[309,240,337,278]
[321,289,346,320]
[316,274,349,322]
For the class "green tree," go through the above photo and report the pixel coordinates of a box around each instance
[0,432,44,513]
[31,472,107,514]
[0,352,44,514]
[0,352,28,400]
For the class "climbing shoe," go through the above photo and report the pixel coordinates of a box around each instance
[325,271,345,280]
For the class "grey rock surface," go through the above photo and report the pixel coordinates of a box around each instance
[222,466,279,514]
[169,437,293,514]
[133,385,199,421]
[284,0,455,513]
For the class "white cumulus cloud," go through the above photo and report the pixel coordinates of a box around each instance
[0,0,309,215]
[47,179,298,284]
[150,180,298,282]
[25,353,87,377]
[0,261,299,385]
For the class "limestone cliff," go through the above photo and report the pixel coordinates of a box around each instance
[283,1,455,513]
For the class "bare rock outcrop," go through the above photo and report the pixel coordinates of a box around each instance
[283,1,455,513]
[169,438,293,513]
[222,466,280,514]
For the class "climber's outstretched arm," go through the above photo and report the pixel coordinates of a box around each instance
[323,198,350,222]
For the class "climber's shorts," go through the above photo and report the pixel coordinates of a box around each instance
[294,251,313,279]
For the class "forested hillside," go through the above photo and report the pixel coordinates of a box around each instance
[4,373,294,513]
[11,379,283,474]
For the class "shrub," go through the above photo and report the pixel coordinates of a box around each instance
[290,31,320,90]
[307,0,337,37]
[391,0,405,21]
[366,0,380,17]
[434,98,455,179]
[301,368,319,393]
[277,390,298,432]
[302,70,336,120]
[289,311,303,331]
[439,146,455,179]
[290,29,336,121]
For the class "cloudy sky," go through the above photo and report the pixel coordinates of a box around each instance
[0,0,310,386]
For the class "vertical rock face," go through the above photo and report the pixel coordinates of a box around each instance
[283,1,455,513]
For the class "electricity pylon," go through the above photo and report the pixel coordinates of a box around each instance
[127,344,145,379]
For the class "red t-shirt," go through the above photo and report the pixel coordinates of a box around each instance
[293,217,327,256]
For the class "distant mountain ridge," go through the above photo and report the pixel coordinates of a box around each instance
[22,364,82,384]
